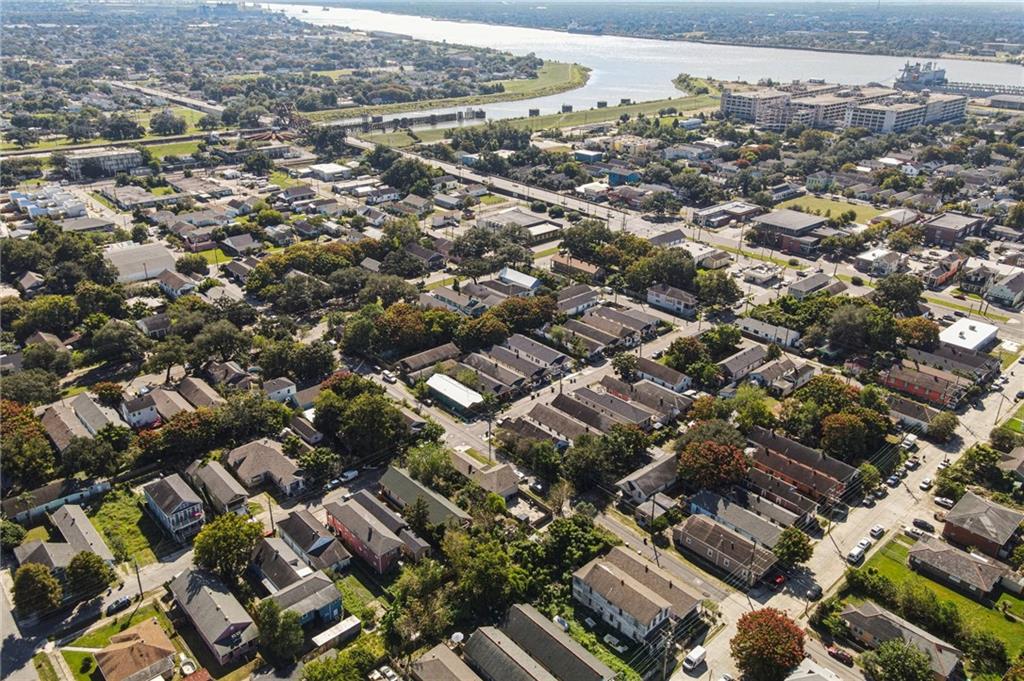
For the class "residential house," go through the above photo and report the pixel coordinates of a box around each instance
[449,449,519,500]
[412,644,484,681]
[633,356,689,392]
[226,438,305,497]
[908,535,1008,601]
[185,460,248,516]
[1,478,111,525]
[747,426,858,503]
[551,253,605,282]
[398,342,462,377]
[555,285,601,317]
[17,271,46,296]
[252,537,312,592]
[263,377,296,403]
[672,514,777,587]
[156,270,196,299]
[688,491,783,548]
[277,509,351,572]
[501,604,615,681]
[646,284,697,319]
[787,273,846,300]
[616,453,677,504]
[905,345,1000,384]
[406,243,446,271]
[887,395,941,431]
[120,388,193,429]
[265,570,342,626]
[177,377,225,409]
[854,248,903,277]
[749,357,815,397]
[572,559,669,643]
[942,492,1023,559]
[143,474,205,542]
[599,376,693,424]
[168,569,258,666]
[464,627,558,681]
[136,313,172,339]
[94,618,176,681]
[49,504,114,563]
[205,360,255,390]
[718,345,769,382]
[324,499,406,575]
[38,393,127,453]
[841,602,963,680]
[220,233,261,257]
[985,271,1024,309]
[878,360,967,409]
[738,318,801,348]
[921,253,964,289]
[504,334,570,375]
[379,466,471,526]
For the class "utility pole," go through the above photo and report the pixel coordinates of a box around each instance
[133,558,143,600]
[266,492,275,532]
[661,618,677,680]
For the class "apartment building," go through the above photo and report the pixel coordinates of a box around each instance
[65,148,144,180]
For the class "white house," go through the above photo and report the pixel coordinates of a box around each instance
[263,377,297,403]
[647,283,697,319]
[738,318,801,348]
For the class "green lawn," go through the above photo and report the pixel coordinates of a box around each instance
[565,607,643,681]
[198,248,232,265]
[269,170,304,189]
[718,243,807,270]
[336,573,377,624]
[862,538,1024,656]
[777,196,884,224]
[1004,402,1024,434]
[425,276,460,291]
[992,348,1021,370]
[33,654,59,681]
[71,604,173,648]
[479,194,506,205]
[88,488,172,567]
[24,525,50,542]
[533,245,561,259]
[2,107,211,152]
[61,651,99,681]
[149,186,177,196]
[307,61,589,122]
[89,192,116,210]
[147,140,202,159]
[360,131,421,148]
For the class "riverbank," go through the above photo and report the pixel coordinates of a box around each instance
[266,0,1024,66]
[305,61,590,122]
[361,90,721,148]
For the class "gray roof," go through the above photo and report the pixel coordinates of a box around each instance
[349,490,409,534]
[59,216,114,233]
[504,333,568,367]
[526,402,591,441]
[840,601,961,679]
[169,569,257,658]
[550,393,616,433]
[718,345,769,377]
[573,559,670,626]
[502,604,615,681]
[104,242,176,282]
[277,509,350,568]
[636,356,688,387]
[324,500,403,559]
[143,474,202,515]
[263,377,295,393]
[908,535,1007,594]
[464,627,558,681]
[380,466,470,525]
[755,209,827,234]
[412,643,484,681]
[601,546,701,620]
[945,491,1024,547]
[186,460,247,511]
[50,504,113,562]
[788,272,836,294]
[267,570,340,617]
[599,376,693,418]
[399,342,462,373]
[226,438,301,489]
[672,514,777,577]
[747,427,857,483]
[689,491,783,548]
[177,377,224,409]
[13,540,78,570]
[252,537,309,590]
[617,452,678,498]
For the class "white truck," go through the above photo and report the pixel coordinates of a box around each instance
[683,645,707,671]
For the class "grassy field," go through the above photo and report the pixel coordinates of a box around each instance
[33,655,58,681]
[89,192,116,210]
[533,245,561,259]
[88,488,172,567]
[306,61,590,122]
[269,169,304,189]
[364,92,719,148]
[71,604,173,648]
[1,107,210,152]
[149,186,177,196]
[24,525,50,542]
[479,194,507,205]
[60,652,99,681]
[777,196,884,224]
[992,348,1021,370]
[335,572,378,624]
[862,538,1024,656]
[1004,402,1024,434]
[147,140,202,159]
[198,248,233,265]
[718,243,807,270]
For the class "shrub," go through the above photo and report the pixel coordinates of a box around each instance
[850,275,864,286]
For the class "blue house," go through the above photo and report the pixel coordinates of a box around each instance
[607,168,641,187]
[266,571,342,626]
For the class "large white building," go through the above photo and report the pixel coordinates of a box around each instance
[65,147,143,180]
[939,318,998,352]
[845,92,968,133]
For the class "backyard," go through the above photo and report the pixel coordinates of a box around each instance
[60,651,99,681]
[70,603,174,647]
[88,488,174,567]
[862,537,1024,657]
[777,195,885,224]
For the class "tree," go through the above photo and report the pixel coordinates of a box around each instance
[677,440,748,490]
[772,527,813,567]
[192,320,251,363]
[149,110,187,136]
[93,381,124,407]
[676,418,746,449]
[611,352,639,381]
[22,342,71,377]
[820,412,869,460]
[92,320,150,363]
[1,400,58,488]
[403,498,432,539]
[405,442,454,489]
[193,513,263,583]
[2,519,27,550]
[66,551,116,597]
[859,462,882,495]
[896,317,939,350]
[1,369,60,405]
[254,599,305,663]
[243,152,273,175]
[146,337,189,383]
[176,253,210,276]
[928,411,959,442]
[730,608,805,681]
[861,639,932,681]
[298,447,338,484]
[697,270,741,308]
[13,562,62,616]
[875,273,925,317]
[701,324,742,358]
[731,385,775,431]
[197,113,221,131]
[62,436,120,477]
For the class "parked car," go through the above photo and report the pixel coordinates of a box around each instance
[935,496,955,509]
[873,487,887,499]
[904,525,924,539]
[919,478,933,491]
[870,525,885,539]
[937,459,951,470]
[905,457,921,470]
[106,596,132,616]
[847,546,865,564]
[913,518,936,533]
[886,475,900,487]
[552,615,569,632]
[381,370,397,383]
[827,647,854,666]
[806,584,823,601]
[1016,390,1024,401]
[856,537,873,551]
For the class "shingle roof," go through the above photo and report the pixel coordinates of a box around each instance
[689,491,783,548]
[601,546,701,620]
[412,643,484,681]
[169,569,257,659]
[945,491,1024,547]
[840,601,961,679]
[267,570,339,617]
[616,453,678,498]
[380,466,471,525]
[464,627,558,681]
[95,618,175,681]
[252,537,310,590]
[324,500,403,558]
[574,559,670,625]
[13,540,78,569]
[143,474,202,515]
[185,460,247,511]
[672,515,776,577]
[50,504,113,562]
[747,427,857,483]
[177,377,224,409]
[502,604,615,681]
[226,438,301,489]
[908,535,1007,594]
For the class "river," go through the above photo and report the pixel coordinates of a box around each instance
[265,3,1023,125]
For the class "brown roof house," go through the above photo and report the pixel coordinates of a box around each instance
[941,491,1024,559]
[95,618,175,681]
[908,535,1009,601]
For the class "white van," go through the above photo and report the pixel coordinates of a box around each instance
[847,546,865,564]
[683,645,707,671]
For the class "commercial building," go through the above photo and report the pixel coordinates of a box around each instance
[426,373,483,417]
[938,318,998,352]
[752,209,829,255]
[65,147,143,180]
[845,92,968,133]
